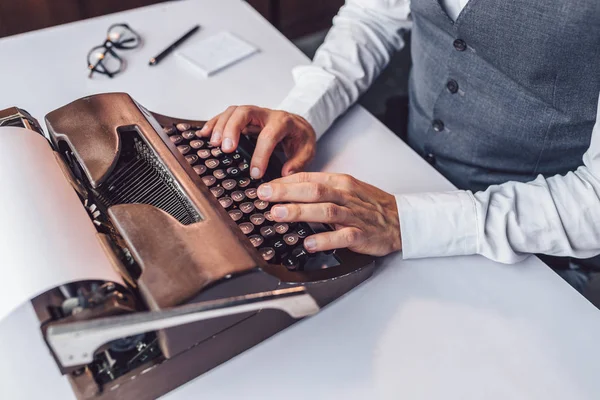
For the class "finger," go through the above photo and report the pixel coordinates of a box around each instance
[210,106,237,146]
[268,202,351,225]
[221,107,263,153]
[281,143,314,176]
[257,182,343,204]
[250,121,286,179]
[303,228,363,253]
[197,114,220,137]
[269,172,335,186]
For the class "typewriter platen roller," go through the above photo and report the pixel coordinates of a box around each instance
[14,93,376,400]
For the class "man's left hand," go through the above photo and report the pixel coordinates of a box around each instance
[257,172,402,256]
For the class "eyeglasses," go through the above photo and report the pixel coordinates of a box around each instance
[87,23,142,78]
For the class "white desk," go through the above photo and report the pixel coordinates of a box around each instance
[1,1,600,399]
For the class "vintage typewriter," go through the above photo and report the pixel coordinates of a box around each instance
[0,93,375,400]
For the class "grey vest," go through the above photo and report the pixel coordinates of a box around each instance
[407,0,600,192]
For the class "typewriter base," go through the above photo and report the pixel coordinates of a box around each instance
[67,261,376,400]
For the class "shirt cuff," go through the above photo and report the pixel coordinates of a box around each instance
[395,191,479,259]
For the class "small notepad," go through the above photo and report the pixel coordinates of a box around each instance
[176,31,259,77]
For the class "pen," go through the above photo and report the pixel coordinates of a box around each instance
[149,24,201,66]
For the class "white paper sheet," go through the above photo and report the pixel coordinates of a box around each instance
[0,127,124,322]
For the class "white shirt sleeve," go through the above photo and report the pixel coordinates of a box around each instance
[397,94,600,264]
[276,0,412,139]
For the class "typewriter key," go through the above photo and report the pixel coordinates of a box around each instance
[296,227,308,238]
[176,123,191,131]
[254,200,269,211]
[273,239,287,252]
[239,162,250,172]
[250,213,265,226]
[248,235,264,248]
[264,210,274,221]
[274,223,289,235]
[193,165,207,175]
[205,159,220,169]
[228,209,243,222]
[197,149,211,159]
[244,188,258,199]
[227,167,241,177]
[182,130,196,140]
[292,247,309,265]
[240,202,255,214]
[221,156,233,167]
[282,255,300,270]
[211,148,223,158]
[177,145,191,155]
[260,247,275,261]
[163,126,177,135]
[239,222,255,235]
[213,169,227,179]
[231,191,246,202]
[222,179,237,190]
[190,140,205,149]
[202,175,216,186]
[185,154,199,164]
[232,153,242,161]
[170,135,183,144]
[219,196,233,209]
[259,225,276,239]
[210,186,225,198]
[238,177,251,188]
[283,233,299,246]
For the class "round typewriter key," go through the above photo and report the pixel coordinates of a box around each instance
[250,213,265,226]
[296,227,309,238]
[264,210,274,221]
[210,186,225,198]
[205,158,220,169]
[219,196,233,209]
[273,239,287,252]
[163,126,177,135]
[282,255,300,270]
[228,209,243,222]
[190,140,205,149]
[239,162,250,172]
[211,148,224,158]
[197,149,211,159]
[283,233,300,246]
[244,188,258,199]
[213,169,227,179]
[193,165,207,175]
[238,177,251,188]
[260,247,276,262]
[227,167,241,177]
[232,153,242,161]
[239,222,255,235]
[185,154,199,165]
[182,130,196,140]
[202,175,216,186]
[248,235,264,248]
[240,202,255,214]
[177,144,191,155]
[254,200,269,211]
[176,123,191,132]
[231,191,246,202]
[222,179,237,190]
[292,247,309,265]
[274,223,289,235]
[260,225,276,239]
[221,156,233,167]
[170,135,183,144]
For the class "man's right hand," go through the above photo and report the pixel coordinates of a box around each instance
[197,106,316,179]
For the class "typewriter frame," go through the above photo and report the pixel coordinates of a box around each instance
[12,93,377,400]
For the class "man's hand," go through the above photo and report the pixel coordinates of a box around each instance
[256,172,402,256]
[198,106,316,179]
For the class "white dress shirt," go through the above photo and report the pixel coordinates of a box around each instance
[277,0,600,264]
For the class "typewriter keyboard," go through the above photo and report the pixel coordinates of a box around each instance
[162,122,332,272]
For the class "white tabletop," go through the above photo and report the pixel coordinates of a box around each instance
[1,1,600,399]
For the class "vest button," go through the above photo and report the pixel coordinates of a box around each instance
[425,153,436,165]
[446,79,459,93]
[453,39,467,51]
[432,119,445,132]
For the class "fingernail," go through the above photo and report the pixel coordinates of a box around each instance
[304,238,317,251]
[271,205,288,218]
[251,167,261,179]
[288,170,296,175]
[200,124,209,132]
[211,131,222,144]
[257,184,272,199]
[222,138,233,151]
